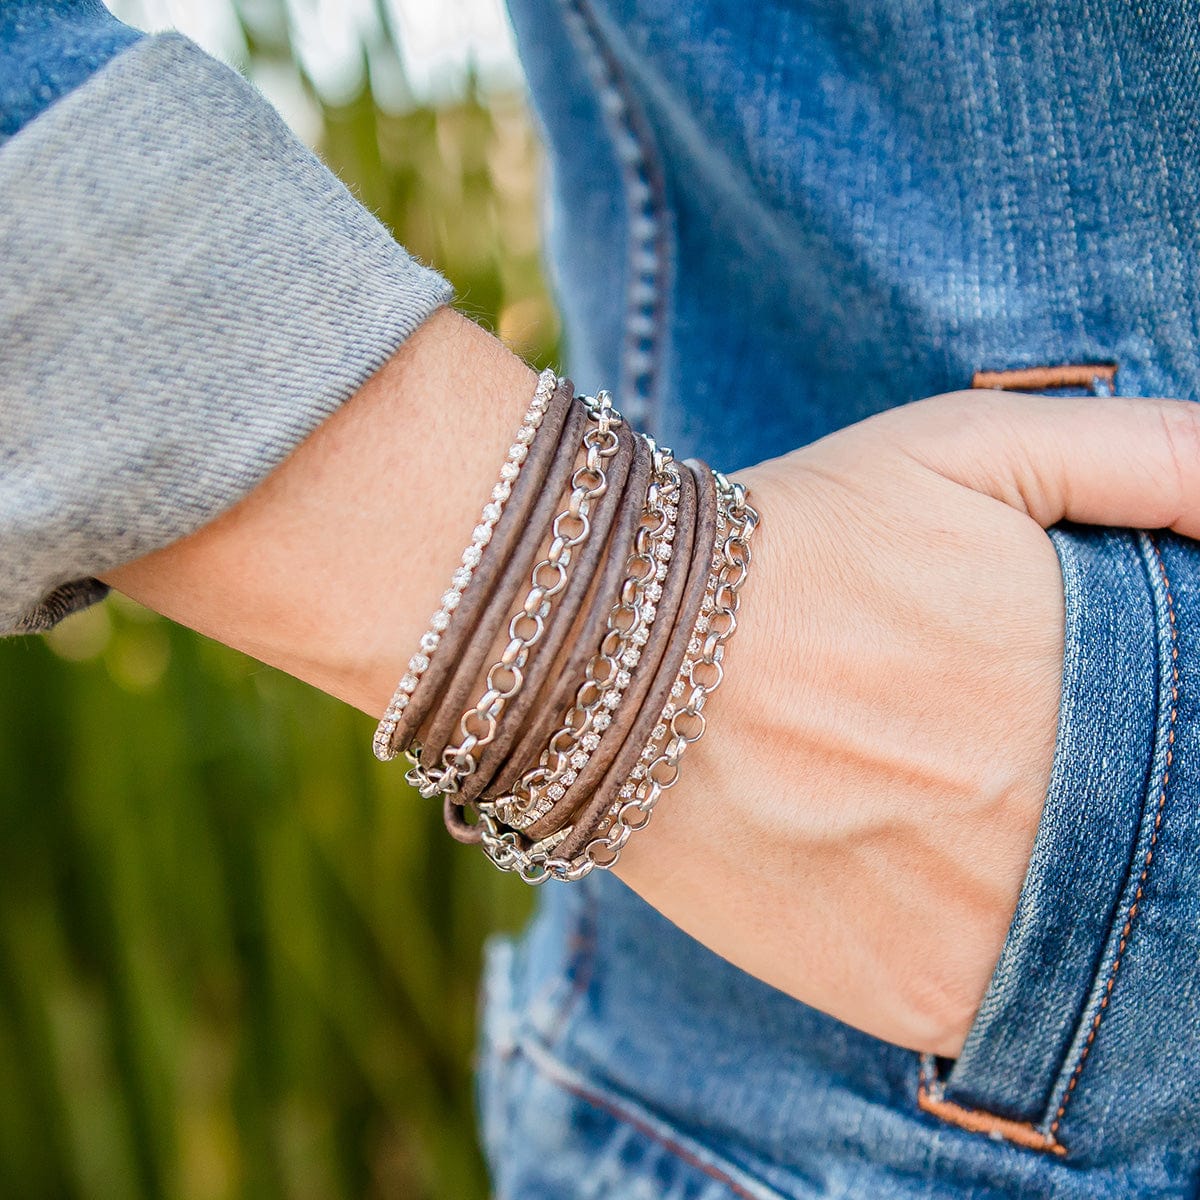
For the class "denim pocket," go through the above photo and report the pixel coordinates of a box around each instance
[917,372,1179,1157]
[918,526,1173,1155]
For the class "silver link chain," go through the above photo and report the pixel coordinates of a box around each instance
[403,392,623,799]
[476,470,759,883]
[490,446,680,830]
[373,369,559,762]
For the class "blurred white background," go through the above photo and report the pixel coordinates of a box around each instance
[106,0,524,143]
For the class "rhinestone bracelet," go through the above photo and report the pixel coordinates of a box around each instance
[491,452,680,831]
[472,470,753,883]
[372,374,758,886]
[476,471,758,883]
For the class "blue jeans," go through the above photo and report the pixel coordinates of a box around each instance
[483,0,1200,1194]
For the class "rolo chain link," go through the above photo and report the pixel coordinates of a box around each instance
[477,470,759,883]
[373,368,559,763]
[490,444,679,830]
[403,392,622,799]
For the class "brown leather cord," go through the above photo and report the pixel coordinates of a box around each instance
[441,424,648,845]
[554,458,719,860]
[377,365,757,877]
[442,789,483,844]
[483,429,654,799]
[417,396,593,765]
[520,452,698,841]
[385,376,577,757]
[452,418,638,804]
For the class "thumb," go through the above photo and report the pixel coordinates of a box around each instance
[882,390,1200,537]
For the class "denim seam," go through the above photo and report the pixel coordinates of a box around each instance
[556,0,670,431]
[474,937,518,1163]
[507,885,599,1060]
[1044,532,1179,1139]
[537,880,598,1048]
[917,1055,1066,1156]
[515,1033,790,1200]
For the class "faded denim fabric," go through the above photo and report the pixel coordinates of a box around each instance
[480,0,1200,1195]
[0,17,453,633]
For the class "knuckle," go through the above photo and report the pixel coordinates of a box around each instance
[1154,397,1200,456]
[911,389,980,420]
[874,390,988,451]
[1151,399,1200,519]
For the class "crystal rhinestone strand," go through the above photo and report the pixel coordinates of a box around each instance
[476,470,758,882]
[372,368,559,762]
[582,473,756,856]
[367,368,759,889]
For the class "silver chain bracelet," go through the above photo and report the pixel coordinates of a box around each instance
[404,391,623,799]
[491,445,680,831]
[475,472,758,883]
[373,368,559,762]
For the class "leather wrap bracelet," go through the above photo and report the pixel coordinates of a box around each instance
[372,371,758,883]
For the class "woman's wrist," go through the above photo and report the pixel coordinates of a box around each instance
[101,307,540,714]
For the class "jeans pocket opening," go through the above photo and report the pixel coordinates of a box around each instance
[914,363,1176,1159]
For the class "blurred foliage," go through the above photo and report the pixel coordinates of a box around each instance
[0,6,560,1198]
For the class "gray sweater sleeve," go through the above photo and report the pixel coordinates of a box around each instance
[0,32,455,635]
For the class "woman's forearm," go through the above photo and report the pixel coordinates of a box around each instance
[101,306,538,717]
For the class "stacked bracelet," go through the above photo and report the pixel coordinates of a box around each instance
[372,371,758,884]
[409,390,623,798]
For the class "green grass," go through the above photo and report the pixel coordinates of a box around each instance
[0,30,559,1200]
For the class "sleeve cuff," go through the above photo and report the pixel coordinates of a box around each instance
[0,32,455,634]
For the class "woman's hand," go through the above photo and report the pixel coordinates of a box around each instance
[615,389,1200,1057]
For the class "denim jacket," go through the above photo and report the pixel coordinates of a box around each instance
[4,2,1199,1196]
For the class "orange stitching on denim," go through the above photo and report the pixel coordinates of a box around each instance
[917,1057,1066,1155]
[1046,534,1178,1139]
[971,363,1118,393]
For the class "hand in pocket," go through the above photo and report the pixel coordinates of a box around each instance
[615,389,1200,1055]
